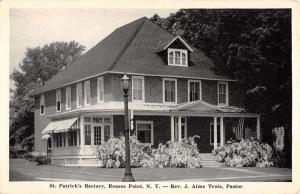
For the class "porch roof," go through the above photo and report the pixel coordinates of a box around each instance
[47,100,259,119]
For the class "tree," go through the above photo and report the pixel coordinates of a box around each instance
[10,41,85,148]
[151,9,292,166]
[151,9,291,125]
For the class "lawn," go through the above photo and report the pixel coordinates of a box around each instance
[9,159,292,182]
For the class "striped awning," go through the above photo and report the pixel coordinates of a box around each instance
[41,133,50,140]
[42,117,79,134]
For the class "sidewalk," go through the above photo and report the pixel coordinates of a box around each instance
[9,159,292,182]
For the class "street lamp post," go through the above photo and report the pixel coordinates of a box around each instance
[121,73,135,182]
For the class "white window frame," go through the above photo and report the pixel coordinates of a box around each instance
[66,86,71,110]
[209,122,220,145]
[83,116,113,146]
[40,94,45,115]
[76,83,83,108]
[84,80,91,106]
[168,48,188,67]
[217,82,229,106]
[132,76,145,102]
[163,78,177,104]
[97,76,104,103]
[136,120,154,145]
[188,80,202,102]
[175,117,187,141]
[56,89,61,112]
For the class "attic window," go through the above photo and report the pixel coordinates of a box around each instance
[168,48,188,66]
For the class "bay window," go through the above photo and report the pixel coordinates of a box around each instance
[83,116,113,146]
[97,77,104,103]
[56,89,61,112]
[84,124,91,145]
[76,83,83,108]
[84,80,91,106]
[66,86,71,110]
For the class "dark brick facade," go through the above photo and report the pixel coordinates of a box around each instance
[34,95,50,152]
[113,115,171,147]
[34,72,245,153]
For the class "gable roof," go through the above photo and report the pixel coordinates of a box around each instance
[174,100,246,113]
[155,36,194,52]
[33,17,233,95]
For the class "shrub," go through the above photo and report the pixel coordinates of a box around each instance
[97,136,152,168]
[9,146,27,158]
[34,154,52,165]
[21,135,34,152]
[23,151,44,161]
[142,136,202,168]
[97,135,202,168]
[272,150,288,167]
[212,138,274,168]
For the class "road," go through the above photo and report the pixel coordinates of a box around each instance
[9,159,292,182]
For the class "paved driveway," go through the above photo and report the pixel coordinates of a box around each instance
[9,159,292,182]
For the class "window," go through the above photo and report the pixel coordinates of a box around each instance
[83,116,113,146]
[84,117,91,123]
[66,86,71,110]
[97,77,104,103]
[76,83,83,108]
[104,125,111,142]
[188,80,201,102]
[168,48,188,66]
[68,131,77,146]
[132,76,144,101]
[210,122,220,145]
[84,80,91,106]
[218,82,228,106]
[94,126,102,145]
[40,94,45,115]
[54,133,63,147]
[56,89,61,112]
[163,78,177,103]
[84,124,91,145]
[136,121,153,145]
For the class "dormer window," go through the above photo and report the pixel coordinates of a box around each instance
[168,48,188,66]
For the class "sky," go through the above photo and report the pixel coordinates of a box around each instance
[9,9,177,76]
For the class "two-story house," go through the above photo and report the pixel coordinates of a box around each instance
[31,17,260,166]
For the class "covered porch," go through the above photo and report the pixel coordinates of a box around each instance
[132,100,260,152]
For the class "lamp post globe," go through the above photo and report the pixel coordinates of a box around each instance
[121,73,135,182]
[121,73,130,93]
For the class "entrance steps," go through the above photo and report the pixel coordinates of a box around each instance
[199,153,224,167]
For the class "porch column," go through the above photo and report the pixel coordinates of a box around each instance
[213,117,218,150]
[220,117,224,146]
[178,116,182,142]
[257,117,261,140]
[77,128,80,146]
[51,132,54,155]
[65,132,69,147]
[171,116,175,141]
[80,116,84,147]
